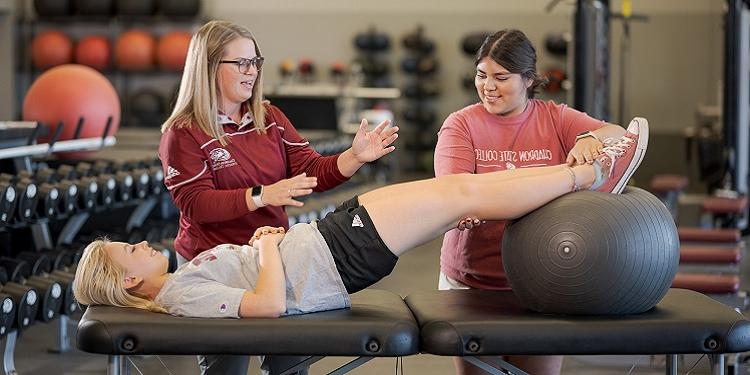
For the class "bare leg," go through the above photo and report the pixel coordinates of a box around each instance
[359,164,595,256]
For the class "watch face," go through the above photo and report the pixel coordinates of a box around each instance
[252,185,262,197]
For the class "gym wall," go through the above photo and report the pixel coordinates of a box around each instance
[208,0,724,134]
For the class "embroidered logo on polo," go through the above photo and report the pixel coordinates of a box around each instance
[208,148,238,171]
[352,214,364,228]
[165,166,180,180]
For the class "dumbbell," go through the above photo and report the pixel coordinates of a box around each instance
[402,27,435,54]
[0,288,14,338]
[14,177,39,222]
[57,243,83,266]
[131,168,151,199]
[91,160,112,176]
[359,58,389,77]
[298,58,316,81]
[57,179,79,215]
[55,165,77,181]
[16,252,52,276]
[330,61,346,81]
[114,171,134,202]
[76,162,95,178]
[41,249,75,271]
[0,257,62,322]
[77,176,98,210]
[34,167,56,184]
[148,166,165,195]
[279,59,296,79]
[0,266,38,331]
[354,27,391,52]
[0,179,17,224]
[17,252,67,319]
[401,56,439,75]
[37,182,61,218]
[0,174,38,222]
[97,174,117,206]
[47,270,78,315]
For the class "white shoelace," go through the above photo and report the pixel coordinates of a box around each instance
[600,136,635,176]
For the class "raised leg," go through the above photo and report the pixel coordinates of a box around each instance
[359,163,595,255]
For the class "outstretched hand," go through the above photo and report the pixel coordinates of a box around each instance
[351,119,399,163]
[262,173,317,207]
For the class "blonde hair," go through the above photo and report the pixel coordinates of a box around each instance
[73,239,167,314]
[162,20,267,145]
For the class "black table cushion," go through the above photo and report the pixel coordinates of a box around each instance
[77,289,418,356]
[405,288,750,356]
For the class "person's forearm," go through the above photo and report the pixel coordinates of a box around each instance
[592,124,627,142]
[336,148,364,178]
[254,242,286,314]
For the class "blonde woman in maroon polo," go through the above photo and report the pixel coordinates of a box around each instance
[158,20,398,375]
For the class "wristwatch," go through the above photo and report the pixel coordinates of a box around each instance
[575,130,599,142]
[251,185,265,208]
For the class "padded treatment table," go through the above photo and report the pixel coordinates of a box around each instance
[405,288,750,375]
[77,289,419,375]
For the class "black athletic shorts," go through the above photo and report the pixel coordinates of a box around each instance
[316,196,398,294]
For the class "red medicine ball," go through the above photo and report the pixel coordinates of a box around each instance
[31,30,74,70]
[75,35,111,71]
[156,31,192,71]
[22,64,121,157]
[115,30,156,71]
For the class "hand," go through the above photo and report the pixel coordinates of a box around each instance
[351,119,399,163]
[456,217,482,231]
[566,137,603,166]
[249,226,286,249]
[262,173,317,207]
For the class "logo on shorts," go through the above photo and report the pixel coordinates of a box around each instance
[165,166,180,180]
[219,303,227,313]
[352,214,364,228]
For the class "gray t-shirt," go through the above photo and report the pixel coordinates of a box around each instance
[154,222,350,318]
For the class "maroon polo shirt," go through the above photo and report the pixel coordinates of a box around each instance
[159,104,348,260]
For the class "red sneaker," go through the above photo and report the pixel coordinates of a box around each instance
[591,117,649,194]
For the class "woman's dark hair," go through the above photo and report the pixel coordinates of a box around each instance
[475,29,548,98]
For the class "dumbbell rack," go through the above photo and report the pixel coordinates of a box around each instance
[0,120,132,375]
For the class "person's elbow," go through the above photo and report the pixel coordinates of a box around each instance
[239,293,287,318]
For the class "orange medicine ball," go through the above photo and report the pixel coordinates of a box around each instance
[115,30,156,71]
[75,35,111,71]
[22,64,121,155]
[156,31,192,71]
[31,30,74,69]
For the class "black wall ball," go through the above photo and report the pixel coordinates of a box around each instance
[502,187,679,315]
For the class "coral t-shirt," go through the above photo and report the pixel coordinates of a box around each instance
[434,99,604,289]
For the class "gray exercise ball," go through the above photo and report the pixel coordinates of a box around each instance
[501,187,679,315]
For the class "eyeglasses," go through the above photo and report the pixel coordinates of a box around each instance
[219,56,264,73]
